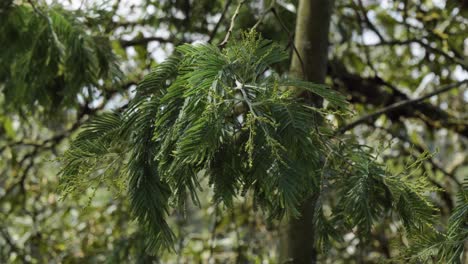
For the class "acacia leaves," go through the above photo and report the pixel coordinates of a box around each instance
[0,3,121,112]
[60,33,437,254]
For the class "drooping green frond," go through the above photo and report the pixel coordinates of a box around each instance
[59,112,127,196]
[311,142,438,252]
[125,97,175,253]
[60,32,438,254]
[0,3,121,113]
[403,176,467,263]
[135,53,182,98]
[331,144,393,237]
[314,205,343,253]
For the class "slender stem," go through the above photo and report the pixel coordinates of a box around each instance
[219,0,246,48]
[120,36,175,47]
[356,0,385,42]
[209,0,233,43]
[271,7,305,77]
[252,0,275,30]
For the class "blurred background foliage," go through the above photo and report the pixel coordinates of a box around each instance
[0,0,467,263]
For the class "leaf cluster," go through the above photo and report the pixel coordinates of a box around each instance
[0,3,121,112]
[403,176,467,263]
[60,32,438,254]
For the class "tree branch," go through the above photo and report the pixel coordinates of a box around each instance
[329,60,468,137]
[338,80,468,134]
[252,0,275,30]
[219,0,246,48]
[356,0,385,42]
[209,0,233,43]
[119,36,176,47]
[0,228,30,263]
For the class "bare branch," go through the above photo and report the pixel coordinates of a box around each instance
[219,0,246,48]
[119,36,176,47]
[252,0,275,30]
[209,0,233,43]
[329,61,468,137]
[338,80,468,134]
[356,0,386,42]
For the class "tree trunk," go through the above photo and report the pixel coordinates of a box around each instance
[279,0,334,263]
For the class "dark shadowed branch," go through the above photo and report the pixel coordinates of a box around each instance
[338,80,468,134]
[120,36,176,47]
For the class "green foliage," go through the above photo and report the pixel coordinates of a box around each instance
[403,176,467,263]
[312,143,437,254]
[59,112,128,196]
[60,33,438,255]
[0,3,121,113]
[2,0,466,263]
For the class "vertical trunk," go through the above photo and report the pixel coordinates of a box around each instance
[280,0,334,263]
[290,0,333,85]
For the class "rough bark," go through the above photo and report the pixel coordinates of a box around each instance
[279,0,334,263]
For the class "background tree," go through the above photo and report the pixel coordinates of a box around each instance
[0,0,467,263]
[279,0,334,263]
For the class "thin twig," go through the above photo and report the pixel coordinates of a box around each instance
[252,0,275,30]
[353,5,378,75]
[120,36,175,47]
[270,7,305,77]
[219,0,246,48]
[338,80,468,134]
[356,0,386,42]
[209,0,233,43]
[27,0,47,19]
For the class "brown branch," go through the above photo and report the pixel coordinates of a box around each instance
[209,0,233,43]
[353,1,467,70]
[111,17,180,28]
[330,60,468,137]
[119,36,176,47]
[219,0,246,48]
[356,0,386,42]
[0,104,96,204]
[338,80,468,134]
[252,0,275,30]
